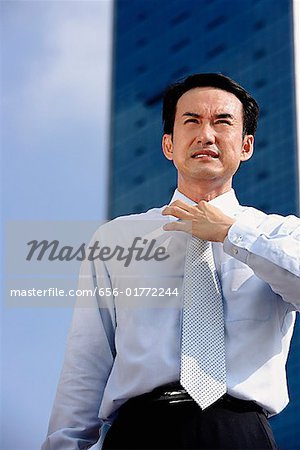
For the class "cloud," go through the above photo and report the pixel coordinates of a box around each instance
[2,0,113,220]
[6,0,113,140]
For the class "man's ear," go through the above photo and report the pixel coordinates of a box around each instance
[241,135,254,162]
[162,134,174,161]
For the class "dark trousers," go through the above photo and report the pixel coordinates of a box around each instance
[103,384,277,450]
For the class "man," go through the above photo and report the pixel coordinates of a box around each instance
[42,74,300,450]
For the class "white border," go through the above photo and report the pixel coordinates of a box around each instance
[293,0,300,210]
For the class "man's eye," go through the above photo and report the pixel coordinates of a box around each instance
[215,120,231,125]
[184,119,198,124]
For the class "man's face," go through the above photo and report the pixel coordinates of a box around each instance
[162,87,254,194]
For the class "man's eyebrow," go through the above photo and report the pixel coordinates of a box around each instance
[182,112,200,118]
[215,113,235,120]
[182,112,236,119]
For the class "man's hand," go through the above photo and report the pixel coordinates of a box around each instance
[162,199,235,243]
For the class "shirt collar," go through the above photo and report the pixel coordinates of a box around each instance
[169,188,240,217]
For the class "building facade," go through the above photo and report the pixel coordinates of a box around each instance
[109,0,299,447]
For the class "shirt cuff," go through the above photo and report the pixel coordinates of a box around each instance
[223,236,249,264]
[223,208,266,263]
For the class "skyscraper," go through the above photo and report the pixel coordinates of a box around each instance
[109,0,299,447]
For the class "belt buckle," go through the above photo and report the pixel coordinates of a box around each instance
[157,388,192,403]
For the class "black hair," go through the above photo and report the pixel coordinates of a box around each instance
[162,73,259,136]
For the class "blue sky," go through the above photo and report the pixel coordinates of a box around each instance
[2,0,112,220]
[1,1,113,448]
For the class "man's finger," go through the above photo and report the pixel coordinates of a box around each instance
[163,220,192,233]
[171,199,196,212]
[162,205,194,220]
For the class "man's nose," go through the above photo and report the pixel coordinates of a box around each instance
[196,123,215,144]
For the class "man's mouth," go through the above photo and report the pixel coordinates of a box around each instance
[191,149,219,159]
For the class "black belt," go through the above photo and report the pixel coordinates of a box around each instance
[123,382,267,416]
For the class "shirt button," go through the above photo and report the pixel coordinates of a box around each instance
[233,235,242,244]
[233,248,239,255]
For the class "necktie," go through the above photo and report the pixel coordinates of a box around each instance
[180,236,226,409]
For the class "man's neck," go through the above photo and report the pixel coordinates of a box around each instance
[177,181,232,203]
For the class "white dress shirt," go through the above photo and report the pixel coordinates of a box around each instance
[42,189,300,450]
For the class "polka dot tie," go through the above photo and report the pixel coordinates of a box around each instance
[180,236,226,410]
